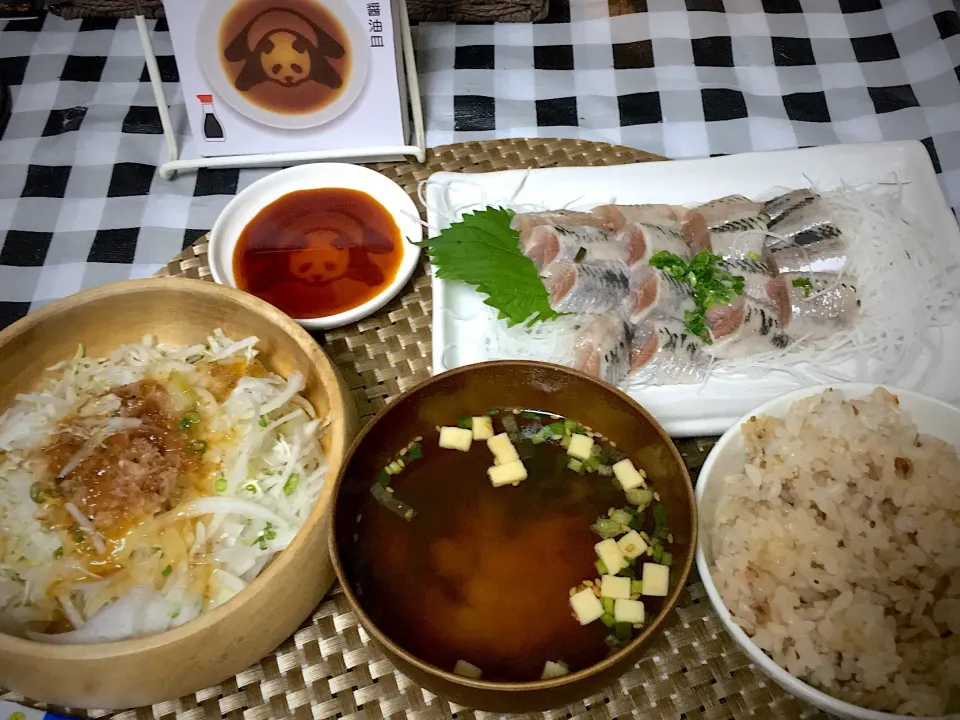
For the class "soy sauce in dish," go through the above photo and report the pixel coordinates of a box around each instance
[233,188,402,319]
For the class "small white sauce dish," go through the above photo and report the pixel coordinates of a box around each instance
[695,383,960,720]
[207,163,422,331]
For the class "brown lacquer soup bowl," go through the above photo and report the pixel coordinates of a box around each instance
[330,361,696,712]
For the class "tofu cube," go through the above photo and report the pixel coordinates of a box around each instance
[439,426,473,452]
[453,659,483,679]
[487,433,520,465]
[613,458,646,491]
[616,530,648,560]
[600,574,631,600]
[570,587,604,625]
[541,661,569,679]
[472,416,494,441]
[641,563,670,597]
[614,598,645,625]
[488,459,527,487]
[567,434,595,461]
[594,538,627,575]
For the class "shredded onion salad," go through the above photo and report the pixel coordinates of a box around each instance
[0,330,328,644]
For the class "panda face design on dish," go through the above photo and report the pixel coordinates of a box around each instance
[223,7,346,93]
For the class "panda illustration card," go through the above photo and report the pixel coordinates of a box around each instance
[164,0,408,157]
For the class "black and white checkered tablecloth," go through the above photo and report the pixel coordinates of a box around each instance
[1,0,959,331]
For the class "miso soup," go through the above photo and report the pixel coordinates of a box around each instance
[352,411,676,683]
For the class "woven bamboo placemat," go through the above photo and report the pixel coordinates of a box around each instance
[1,138,829,720]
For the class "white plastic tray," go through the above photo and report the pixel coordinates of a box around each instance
[425,141,960,437]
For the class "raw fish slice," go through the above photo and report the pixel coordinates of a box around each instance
[767,272,860,337]
[766,199,843,249]
[694,195,767,230]
[764,189,818,225]
[591,204,685,232]
[705,296,791,357]
[511,210,608,249]
[717,256,776,301]
[627,321,710,385]
[543,259,630,314]
[709,227,768,259]
[573,314,633,385]
[678,210,712,254]
[524,225,628,270]
[770,237,848,274]
[627,265,696,323]
[618,222,690,265]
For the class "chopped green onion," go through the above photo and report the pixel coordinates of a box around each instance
[161,565,172,577]
[547,421,565,436]
[406,442,423,460]
[601,597,615,615]
[792,276,814,298]
[29,483,45,504]
[574,247,587,263]
[214,476,227,492]
[520,410,539,419]
[283,473,300,496]
[188,439,207,455]
[70,526,84,543]
[487,408,500,415]
[591,518,622,540]
[258,415,268,428]
[171,609,181,619]
[257,536,268,550]
[263,522,276,540]
[661,551,674,567]
[179,411,201,430]
[595,558,608,575]
[626,488,654,509]
[568,458,583,473]
[747,251,760,261]
[652,544,664,562]
[652,503,670,540]
[563,418,583,434]
[375,469,390,488]
[610,509,633,527]
[457,416,473,429]
[600,613,616,628]
[620,566,637,580]
[614,622,633,641]
[52,547,63,559]
[630,580,644,596]
[584,456,601,473]
[245,483,257,493]
[371,483,417,521]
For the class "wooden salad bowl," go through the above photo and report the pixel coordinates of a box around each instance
[329,361,696,712]
[0,278,358,709]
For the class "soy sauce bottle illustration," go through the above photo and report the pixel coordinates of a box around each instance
[197,94,225,141]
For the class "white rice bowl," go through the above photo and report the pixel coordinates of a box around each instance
[696,384,960,719]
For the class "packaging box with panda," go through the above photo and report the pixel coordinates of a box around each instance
[164,0,409,157]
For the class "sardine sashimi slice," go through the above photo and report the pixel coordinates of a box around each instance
[764,189,819,225]
[770,237,848,274]
[766,200,843,249]
[619,222,690,265]
[694,195,767,230]
[591,204,685,232]
[627,265,696,323]
[679,210,713,254]
[767,273,860,338]
[717,256,776,301]
[543,259,630,314]
[524,225,627,270]
[705,296,791,357]
[572,314,633,385]
[627,321,710,385]
[511,210,608,249]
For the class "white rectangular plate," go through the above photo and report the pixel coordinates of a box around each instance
[425,141,960,437]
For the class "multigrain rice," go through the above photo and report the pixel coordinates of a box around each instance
[711,388,960,716]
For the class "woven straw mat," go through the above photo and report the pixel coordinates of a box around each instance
[1,138,830,720]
